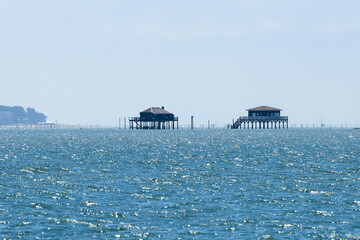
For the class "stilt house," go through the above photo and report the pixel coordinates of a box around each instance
[129,106,178,129]
[232,106,288,129]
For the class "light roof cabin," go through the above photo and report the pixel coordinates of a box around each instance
[247,106,282,117]
[232,105,288,129]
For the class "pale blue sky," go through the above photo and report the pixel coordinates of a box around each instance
[1,0,359,126]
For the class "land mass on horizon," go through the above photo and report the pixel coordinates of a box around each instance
[0,105,47,125]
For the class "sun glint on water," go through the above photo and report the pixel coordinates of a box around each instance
[0,128,359,239]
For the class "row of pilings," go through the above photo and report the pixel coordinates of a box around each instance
[237,120,288,129]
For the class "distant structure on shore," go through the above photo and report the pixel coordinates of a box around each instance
[232,106,288,129]
[129,106,178,129]
[0,105,47,126]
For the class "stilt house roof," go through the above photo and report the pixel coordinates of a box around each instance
[140,107,172,115]
[246,106,282,111]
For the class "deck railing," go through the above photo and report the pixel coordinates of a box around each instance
[129,117,178,121]
[129,117,140,121]
[237,116,288,121]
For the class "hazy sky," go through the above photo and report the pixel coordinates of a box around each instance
[1,0,359,126]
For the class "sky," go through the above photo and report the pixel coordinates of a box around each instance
[0,0,359,127]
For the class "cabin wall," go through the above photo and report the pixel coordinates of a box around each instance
[140,113,174,121]
[248,111,281,117]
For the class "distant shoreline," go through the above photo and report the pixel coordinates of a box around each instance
[0,125,359,130]
[0,124,102,129]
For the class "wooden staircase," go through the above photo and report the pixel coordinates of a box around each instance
[231,117,242,129]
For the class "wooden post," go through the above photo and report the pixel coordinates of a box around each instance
[191,116,194,129]
[119,118,121,130]
[124,117,126,129]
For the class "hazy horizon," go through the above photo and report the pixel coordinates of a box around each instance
[1,1,359,127]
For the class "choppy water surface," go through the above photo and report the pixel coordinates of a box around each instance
[0,128,360,239]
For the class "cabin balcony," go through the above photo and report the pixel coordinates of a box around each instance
[129,117,178,121]
[240,116,288,121]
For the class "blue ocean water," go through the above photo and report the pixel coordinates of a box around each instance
[0,128,359,239]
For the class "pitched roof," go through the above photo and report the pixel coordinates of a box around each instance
[246,106,282,111]
[140,107,172,115]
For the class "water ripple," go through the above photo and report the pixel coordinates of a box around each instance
[0,128,359,238]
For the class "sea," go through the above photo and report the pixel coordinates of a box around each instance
[0,128,359,239]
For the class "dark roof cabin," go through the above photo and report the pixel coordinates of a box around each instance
[129,106,178,129]
[140,107,175,121]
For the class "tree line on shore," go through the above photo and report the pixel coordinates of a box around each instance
[0,105,47,125]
